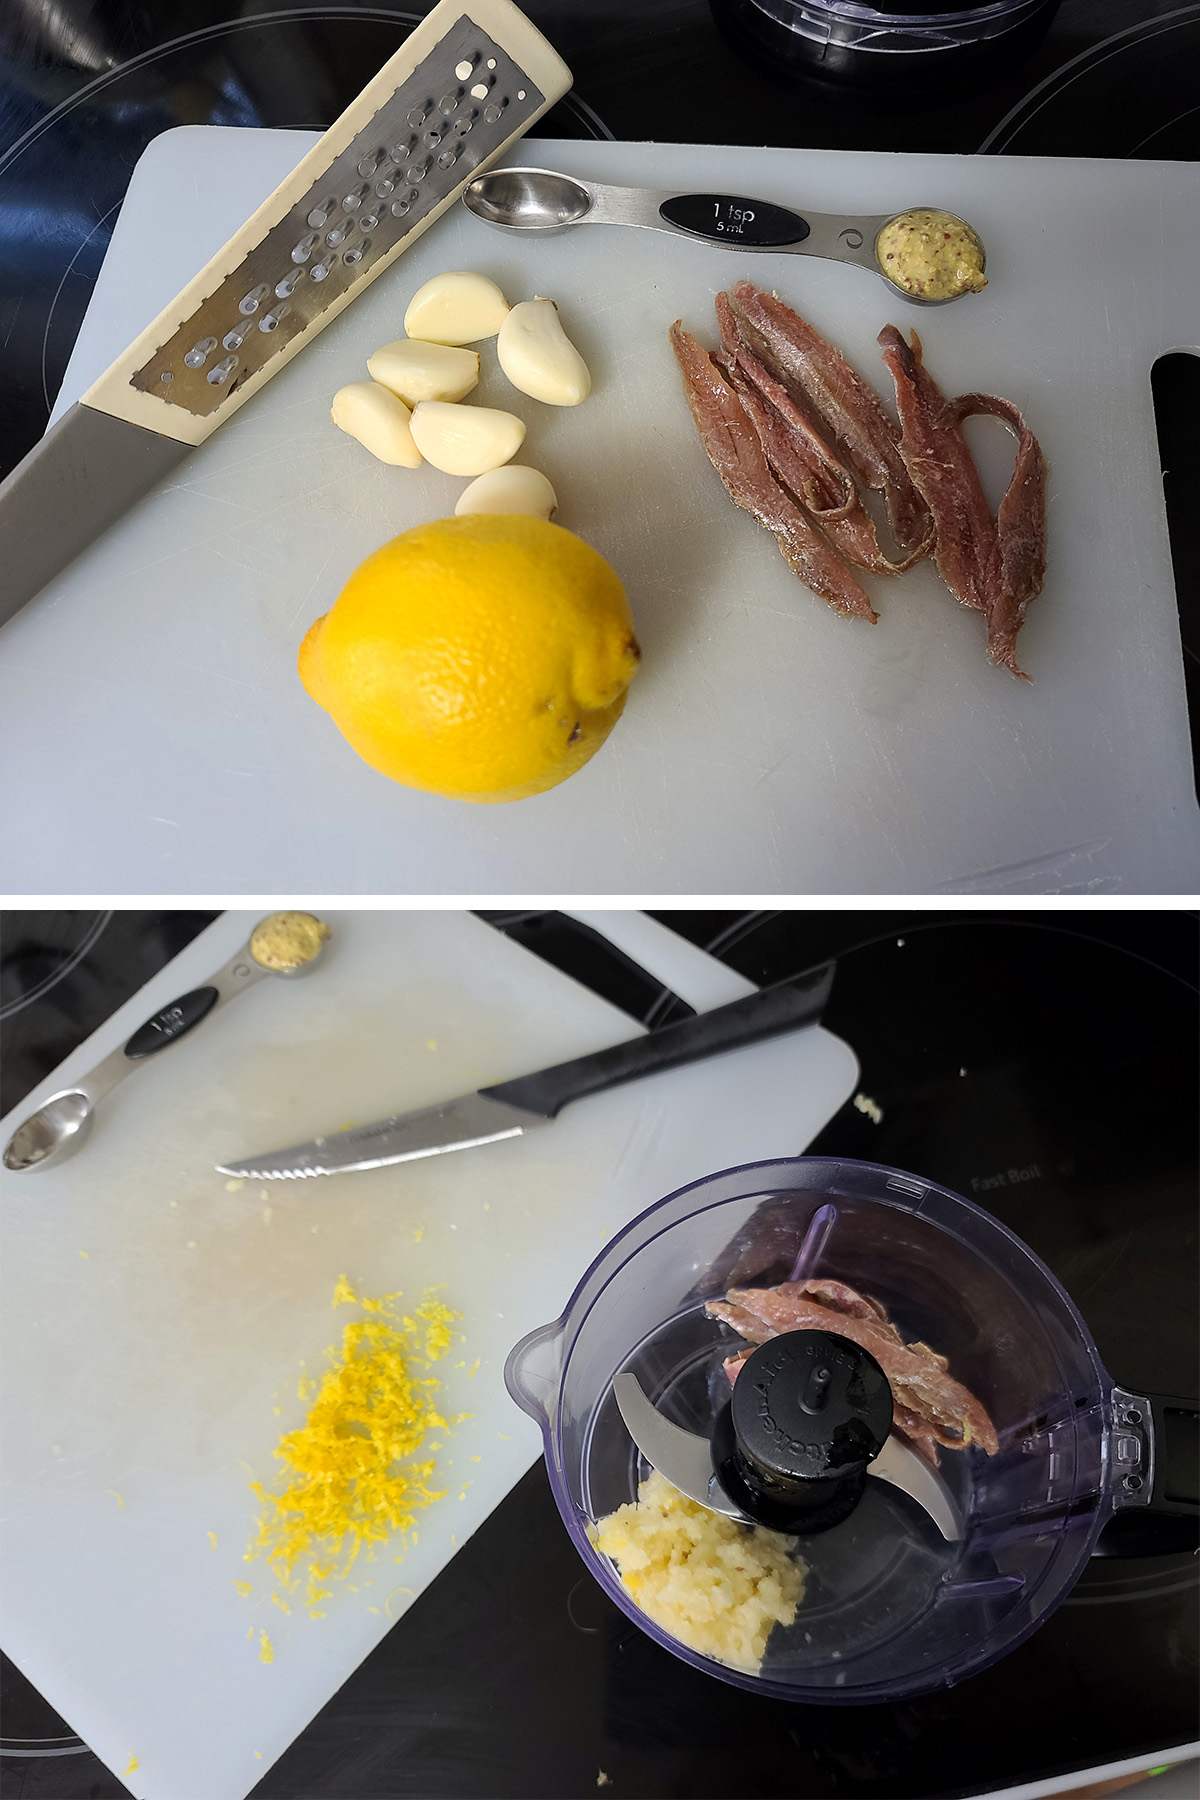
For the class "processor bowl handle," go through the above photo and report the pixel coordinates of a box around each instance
[1096,1385,1199,1557]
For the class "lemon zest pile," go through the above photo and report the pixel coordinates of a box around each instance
[258,1631,274,1664]
[122,1757,138,1777]
[244,1278,459,1615]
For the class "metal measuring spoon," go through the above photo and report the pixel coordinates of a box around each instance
[2,913,330,1174]
[463,167,985,306]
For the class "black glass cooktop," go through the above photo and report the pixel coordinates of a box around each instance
[1,910,1196,1797]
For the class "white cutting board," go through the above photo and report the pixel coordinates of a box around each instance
[3,127,1198,894]
[0,910,858,1800]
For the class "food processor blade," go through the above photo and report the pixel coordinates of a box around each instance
[613,1373,748,1519]
[614,1370,963,1539]
[868,1433,962,1541]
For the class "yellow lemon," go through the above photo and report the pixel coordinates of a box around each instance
[299,514,640,803]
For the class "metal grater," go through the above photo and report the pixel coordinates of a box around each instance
[0,0,571,624]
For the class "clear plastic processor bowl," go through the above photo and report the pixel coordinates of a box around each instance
[713,0,1062,90]
[505,1157,1166,1703]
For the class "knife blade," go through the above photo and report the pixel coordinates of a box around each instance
[0,0,571,625]
[217,1091,549,1180]
[215,960,834,1180]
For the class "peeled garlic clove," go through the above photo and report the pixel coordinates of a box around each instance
[455,466,558,520]
[404,271,510,345]
[330,381,422,466]
[367,338,480,404]
[409,401,525,476]
[497,298,591,407]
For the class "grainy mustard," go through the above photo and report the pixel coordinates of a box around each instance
[249,910,330,970]
[875,209,987,301]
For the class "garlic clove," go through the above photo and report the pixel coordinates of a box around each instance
[455,466,558,520]
[408,401,526,476]
[404,271,511,345]
[497,298,591,407]
[367,338,480,404]
[330,381,422,466]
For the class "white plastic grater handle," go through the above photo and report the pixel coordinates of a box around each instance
[78,0,571,447]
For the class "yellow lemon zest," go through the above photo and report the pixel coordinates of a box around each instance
[258,1631,274,1664]
[244,1282,459,1614]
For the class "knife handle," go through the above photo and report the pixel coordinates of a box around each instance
[481,962,834,1118]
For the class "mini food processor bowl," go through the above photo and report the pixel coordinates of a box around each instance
[506,1157,1152,1703]
[712,0,1061,94]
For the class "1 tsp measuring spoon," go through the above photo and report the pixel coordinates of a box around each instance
[463,167,986,305]
[2,913,330,1174]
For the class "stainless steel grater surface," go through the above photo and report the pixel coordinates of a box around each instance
[132,19,544,418]
[0,0,570,624]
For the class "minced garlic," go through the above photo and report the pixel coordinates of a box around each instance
[243,1278,460,1614]
[589,1470,805,1672]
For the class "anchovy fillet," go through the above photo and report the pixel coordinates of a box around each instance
[668,320,877,623]
[727,281,933,556]
[878,326,1048,678]
[953,390,1048,677]
[715,291,934,577]
[707,1276,999,1457]
[714,293,857,521]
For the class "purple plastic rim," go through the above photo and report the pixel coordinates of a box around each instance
[506,1156,1122,1704]
[758,0,1049,27]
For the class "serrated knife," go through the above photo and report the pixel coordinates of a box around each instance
[215,962,834,1180]
[0,0,571,625]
